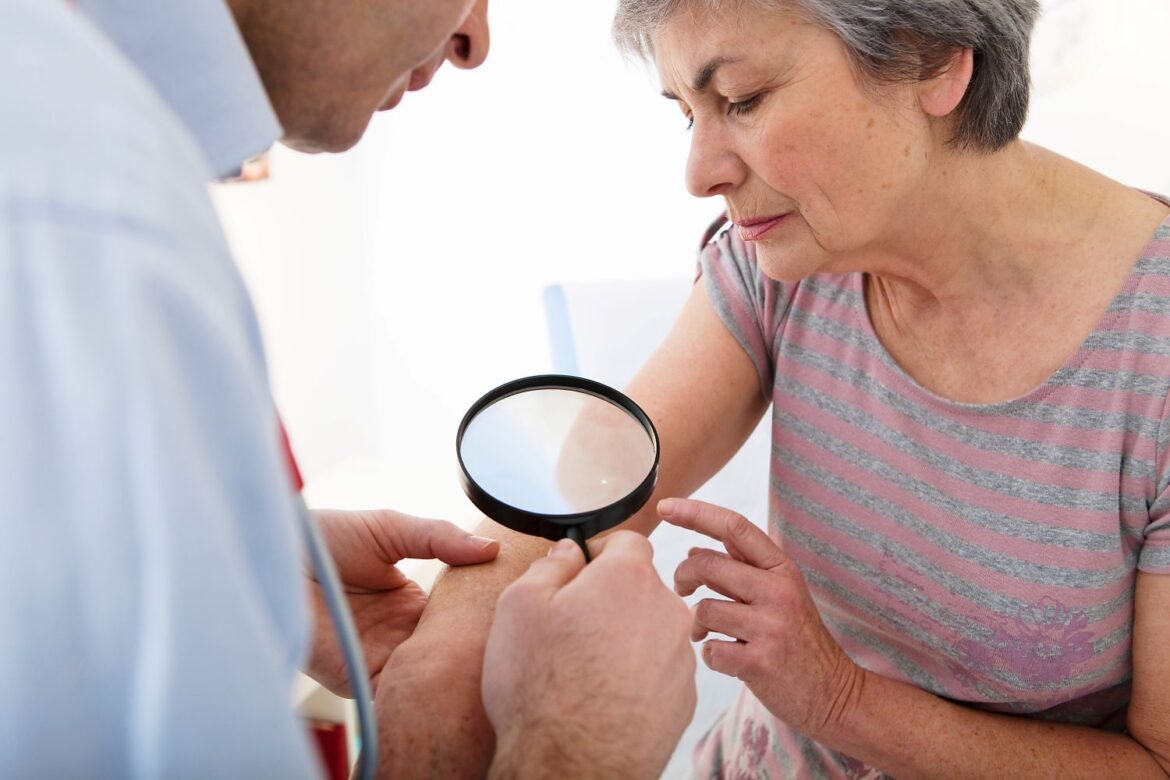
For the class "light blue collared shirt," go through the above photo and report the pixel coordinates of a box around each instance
[74,0,281,178]
[0,1,318,777]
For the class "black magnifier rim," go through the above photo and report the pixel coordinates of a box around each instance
[456,374,660,543]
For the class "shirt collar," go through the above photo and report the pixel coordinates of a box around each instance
[74,0,282,179]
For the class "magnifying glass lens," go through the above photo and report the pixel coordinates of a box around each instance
[456,375,660,558]
[460,389,654,514]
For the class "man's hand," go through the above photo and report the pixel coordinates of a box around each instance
[483,532,697,780]
[370,523,548,779]
[304,508,499,697]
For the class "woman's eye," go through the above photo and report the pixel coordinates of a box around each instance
[684,93,760,131]
[727,94,762,117]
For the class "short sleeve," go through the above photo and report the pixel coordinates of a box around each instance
[1141,519,1170,571]
[697,220,795,401]
[1141,396,1170,573]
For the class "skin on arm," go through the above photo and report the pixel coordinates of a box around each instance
[302,508,499,697]
[372,282,768,777]
[665,500,1170,780]
[1126,571,1170,774]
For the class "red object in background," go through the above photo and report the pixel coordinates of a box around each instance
[282,418,348,776]
[309,721,349,780]
[279,420,305,491]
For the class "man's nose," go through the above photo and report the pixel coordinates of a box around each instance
[446,0,490,70]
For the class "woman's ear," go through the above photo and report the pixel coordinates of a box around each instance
[918,47,974,118]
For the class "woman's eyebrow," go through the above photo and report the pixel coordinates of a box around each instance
[661,55,744,100]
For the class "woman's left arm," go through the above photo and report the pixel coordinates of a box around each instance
[662,499,1170,780]
[1127,570,1170,772]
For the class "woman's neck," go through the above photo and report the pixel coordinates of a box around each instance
[857,141,1104,317]
[857,142,1169,403]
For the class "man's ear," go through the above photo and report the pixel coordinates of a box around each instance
[918,47,974,118]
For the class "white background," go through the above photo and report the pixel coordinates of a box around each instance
[212,0,1170,524]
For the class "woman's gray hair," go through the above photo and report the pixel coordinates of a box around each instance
[613,0,1040,152]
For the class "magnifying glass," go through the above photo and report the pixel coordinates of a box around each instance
[456,374,659,561]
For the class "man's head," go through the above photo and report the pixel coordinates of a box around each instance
[229,0,490,153]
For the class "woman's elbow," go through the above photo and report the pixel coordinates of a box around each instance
[1128,716,1170,776]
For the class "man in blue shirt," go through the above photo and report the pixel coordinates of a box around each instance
[0,0,695,777]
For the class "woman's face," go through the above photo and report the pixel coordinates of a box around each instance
[655,4,936,281]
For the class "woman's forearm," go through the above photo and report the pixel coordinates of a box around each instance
[820,669,1168,779]
[372,520,551,778]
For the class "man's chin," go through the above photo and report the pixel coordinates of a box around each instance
[279,113,371,155]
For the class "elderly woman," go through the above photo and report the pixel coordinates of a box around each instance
[373,1,1170,777]
[603,0,1170,777]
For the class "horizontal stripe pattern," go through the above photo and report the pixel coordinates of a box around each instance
[693,215,1170,779]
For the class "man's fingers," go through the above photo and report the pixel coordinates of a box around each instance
[369,511,500,566]
[659,498,786,570]
[503,531,653,612]
[509,539,587,599]
[591,529,653,563]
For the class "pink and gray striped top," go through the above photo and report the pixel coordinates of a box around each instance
[693,209,1170,780]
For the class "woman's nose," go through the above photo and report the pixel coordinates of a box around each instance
[685,119,740,198]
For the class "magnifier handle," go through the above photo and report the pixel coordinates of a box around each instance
[565,525,591,563]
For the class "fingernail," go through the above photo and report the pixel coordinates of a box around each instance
[658,498,676,516]
[549,539,577,558]
[469,535,496,549]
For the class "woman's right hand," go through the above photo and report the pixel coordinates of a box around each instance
[663,498,866,742]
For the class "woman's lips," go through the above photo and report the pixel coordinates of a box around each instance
[735,213,791,241]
